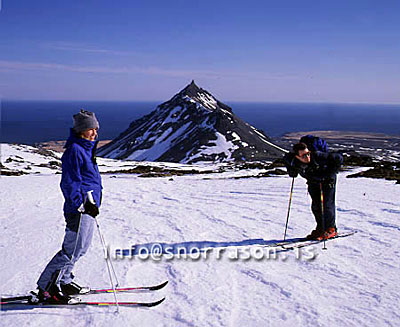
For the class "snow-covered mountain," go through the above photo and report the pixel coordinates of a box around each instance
[97,81,287,163]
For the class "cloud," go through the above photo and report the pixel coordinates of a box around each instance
[0,60,142,74]
[44,42,139,56]
[0,59,300,81]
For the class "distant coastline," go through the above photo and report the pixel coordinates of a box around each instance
[276,130,400,162]
[36,140,113,153]
[2,100,400,144]
[281,130,400,140]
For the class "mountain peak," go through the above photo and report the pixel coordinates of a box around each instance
[98,83,286,163]
[180,80,202,97]
[176,80,223,112]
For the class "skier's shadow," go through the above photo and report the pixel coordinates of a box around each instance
[115,237,304,257]
[0,304,111,314]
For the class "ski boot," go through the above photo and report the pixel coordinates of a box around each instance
[33,284,80,304]
[60,281,90,295]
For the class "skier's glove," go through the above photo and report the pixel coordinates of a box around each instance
[283,153,299,177]
[287,167,299,178]
[84,200,99,218]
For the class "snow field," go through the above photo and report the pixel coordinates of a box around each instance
[0,171,399,327]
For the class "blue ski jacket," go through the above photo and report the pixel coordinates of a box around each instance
[60,129,102,213]
[283,151,343,185]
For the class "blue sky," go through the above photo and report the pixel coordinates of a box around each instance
[0,0,399,103]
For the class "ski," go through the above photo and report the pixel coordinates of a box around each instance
[1,297,165,308]
[0,295,32,303]
[0,280,168,303]
[87,280,168,294]
[278,231,357,250]
[232,231,356,252]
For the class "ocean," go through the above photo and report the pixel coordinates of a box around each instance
[1,100,399,144]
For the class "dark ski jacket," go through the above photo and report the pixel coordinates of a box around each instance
[283,151,343,185]
[60,129,102,213]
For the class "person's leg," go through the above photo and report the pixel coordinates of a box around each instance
[60,214,95,285]
[308,183,323,230]
[37,212,82,291]
[322,182,336,230]
[36,226,80,291]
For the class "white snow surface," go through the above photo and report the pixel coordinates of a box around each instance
[189,132,239,162]
[1,148,400,326]
[1,143,62,174]
[188,92,219,112]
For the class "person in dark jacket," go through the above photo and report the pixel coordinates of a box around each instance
[36,110,102,304]
[283,142,343,240]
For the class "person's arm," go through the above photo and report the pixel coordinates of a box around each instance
[61,146,84,211]
[326,152,343,176]
[283,152,300,177]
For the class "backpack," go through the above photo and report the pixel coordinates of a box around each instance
[299,135,328,152]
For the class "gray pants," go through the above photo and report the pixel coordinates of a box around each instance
[37,213,95,291]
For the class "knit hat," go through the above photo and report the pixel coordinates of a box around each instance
[73,109,99,133]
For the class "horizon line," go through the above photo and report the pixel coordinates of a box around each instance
[2,98,400,106]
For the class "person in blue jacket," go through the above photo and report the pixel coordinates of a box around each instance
[283,142,343,240]
[36,110,102,304]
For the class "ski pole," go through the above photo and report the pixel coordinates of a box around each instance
[94,217,120,312]
[87,191,120,312]
[283,177,295,241]
[87,191,119,287]
[320,184,327,250]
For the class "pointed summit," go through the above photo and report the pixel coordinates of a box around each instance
[181,80,201,97]
[174,80,224,112]
[179,80,211,102]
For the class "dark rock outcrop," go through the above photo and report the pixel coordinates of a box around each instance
[347,161,400,184]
